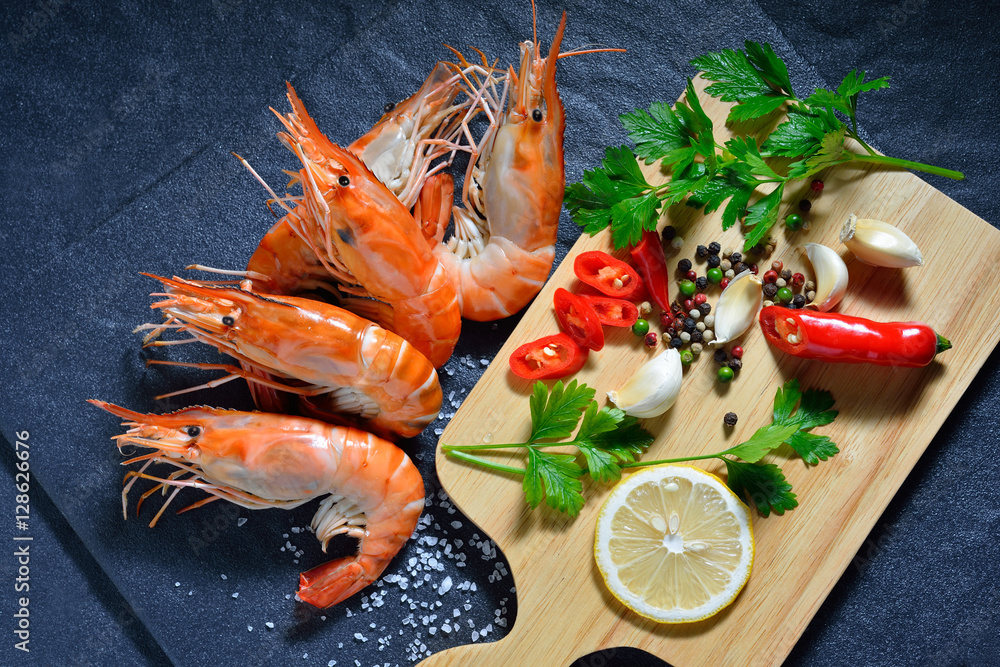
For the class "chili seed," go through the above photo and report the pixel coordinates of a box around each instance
[730,252,743,264]
[669,337,683,349]
[731,345,744,359]
[792,294,806,308]
[696,244,709,258]
[811,178,824,192]
[632,319,650,336]
[717,366,735,383]
[728,358,743,372]
[695,276,709,290]
[698,302,711,316]
[706,254,721,268]
[662,225,677,242]
[798,199,812,212]
[776,287,793,303]
[678,258,692,273]
[644,332,657,347]
[679,280,696,297]
[714,348,728,363]
[708,241,721,255]
[706,267,723,284]
[680,349,694,366]
[724,412,738,427]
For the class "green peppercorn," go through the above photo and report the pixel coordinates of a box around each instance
[717,366,735,383]
[706,267,723,284]
[679,279,696,297]
[784,213,803,231]
[680,349,694,366]
[776,286,793,303]
[631,318,650,337]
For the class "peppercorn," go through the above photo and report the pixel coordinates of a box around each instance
[749,263,758,274]
[719,278,730,290]
[659,312,673,329]
[678,280,696,297]
[798,199,812,212]
[680,349,694,366]
[717,366,735,383]
[784,213,803,231]
[702,329,715,343]
[720,259,732,271]
[749,243,765,256]
[731,345,744,359]
[679,331,691,343]
[684,318,696,333]
[706,254,721,269]
[691,342,703,355]
[677,258,692,273]
[805,280,816,292]
[724,269,735,279]
[811,178,824,192]
[775,277,787,288]
[714,348,728,364]
[780,268,792,281]
[632,319,650,336]
[644,332,657,348]
[695,276,708,291]
[806,290,816,302]
[706,267,723,284]
[662,225,677,242]
[671,236,684,250]
[689,309,701,321]
[683,298,694,312]
[669,336,683,349]
[690,330,703,343]
[733,262,748,275]
[696,244,709,258]
[762,283,778,299]
[730,252,743,264]
[704,315,715,328]
[728,358,743,372]
[771,260,783,272]
[792,294,806,308]
[708,241,721,255]
[776,286,793,303]
[686,269,697,281]
[698,302,712,316]
[673,318,685,332]
[791,273,805,288]
[696,321,706,332]
[723,247,733,258]
[762,270,778,284]
[724,412,738,427]
[694,293,708,305]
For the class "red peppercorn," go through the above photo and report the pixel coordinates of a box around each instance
[683,298,695,312]
[749,263,758,275]
[731,345,744,360]
[694,293,708,305]
[811,178,824,192]
[644,332,657,348]
[791,272,805,288]
[771,260,783,272]
[719,278,730,290]
[763,270,778,284]
[686,270,697,281]
[659,312,673,328]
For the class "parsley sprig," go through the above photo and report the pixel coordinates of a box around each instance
[443,378,839,517]
[565,40,964,252]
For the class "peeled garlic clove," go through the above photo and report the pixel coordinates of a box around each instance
[607,348,682,419]
[801,243,848,312]
[710,269,762,346]
[840,214,923,268]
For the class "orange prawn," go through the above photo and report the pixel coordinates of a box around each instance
[137,274,442,440]
[89,401,424,608]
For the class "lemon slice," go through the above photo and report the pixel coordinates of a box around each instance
[594,464,754,623]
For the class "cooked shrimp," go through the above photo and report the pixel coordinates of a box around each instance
[89,401,425,608]
[137,274,442,440]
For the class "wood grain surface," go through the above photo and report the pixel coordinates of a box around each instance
[424,79,1000,666]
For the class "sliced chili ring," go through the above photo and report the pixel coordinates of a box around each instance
[509,333,588,380]
[578,294,639,328]
[553,288,605,351]
[573,251,645,300]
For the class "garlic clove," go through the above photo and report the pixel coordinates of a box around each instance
[800,243,848,312]
[709,269,762,346]
[607,348,682,419]
[840,214,923,268]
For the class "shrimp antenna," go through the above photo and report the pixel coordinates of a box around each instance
[531,0,538,48]
[557,45,627,59]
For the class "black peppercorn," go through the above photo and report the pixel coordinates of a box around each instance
[714,348,728,364]
[749,243,765,256]
[690,330,703,343]
[695,276,708,290]
[792,294,806,308]
[684,318,696,333]
[696,244,709,258]
[678,258,692,273]
[724,412,738,427]
[733,262,748,275]
[728,358,743,371]
[780,268,793,281]
[798,199,812,212]
[706,254,721,268]
[662,225,677,241]
[730,252,743,264]
[669,336,684,349]
[698,302,711,315]
[708,241,721,255]
[763,283,778,299]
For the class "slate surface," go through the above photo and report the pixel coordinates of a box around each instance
[0,1,997,665]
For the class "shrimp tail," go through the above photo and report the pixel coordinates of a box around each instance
[297,557,375,609]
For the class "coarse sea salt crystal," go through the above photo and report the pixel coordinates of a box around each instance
[266,622,274,629]
[438,576,453,595]
[247,626,252,632]
[237,517,247,527]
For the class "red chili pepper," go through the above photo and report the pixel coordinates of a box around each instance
[578,294,639,328]
[553,288,605,351]
[629,229,671,311]
[758,306,951,367]
[573,251,645,300]
[509,333,588,380]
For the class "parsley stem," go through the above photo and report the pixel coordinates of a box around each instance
[850,153,964,180]
[441,443,527,451]
[445,450,525,476]
[619,453,723,469]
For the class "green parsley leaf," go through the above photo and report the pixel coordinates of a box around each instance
[723,458,798,517]
[761,108,839,158]
[727,94,788,122]
[786,126,852,180]
[771,378,801,422]
[775,387,838,430]
[725,137,780,180]
[837,69,890,98]
[528,380,594,442]
[803,88,853,118]
[786,431,840,465]
[523,449,585,515]
[742,182,785,249]
[690,47,770,102]
[721,185,754,231]
[722,423,800,463]
[576,406,654,482]
[620,101,689,164]
[610,190,662,248]
[744,41,794,97]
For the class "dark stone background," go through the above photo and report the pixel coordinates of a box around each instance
[0,0,997,665]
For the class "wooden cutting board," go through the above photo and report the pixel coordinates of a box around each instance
[425,79,1000,666]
